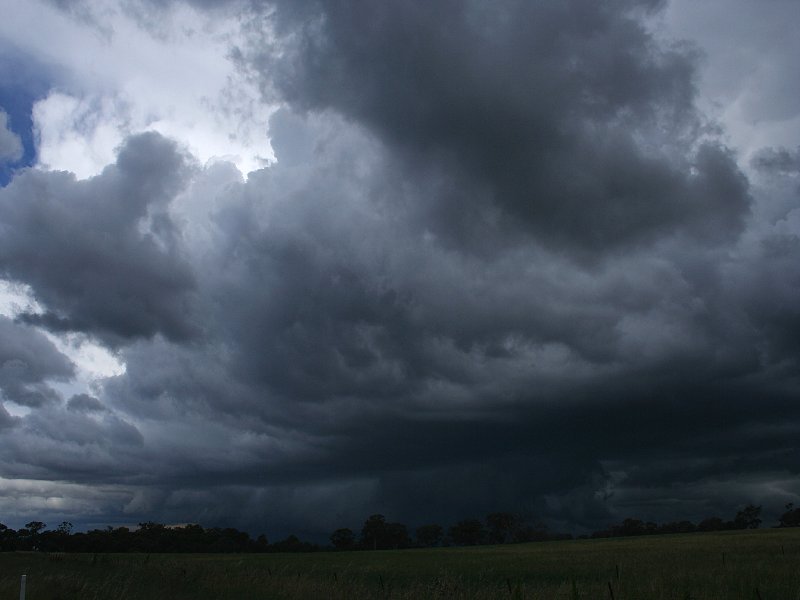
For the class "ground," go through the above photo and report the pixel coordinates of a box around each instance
[2,528,799,599]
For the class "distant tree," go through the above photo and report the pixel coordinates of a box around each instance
[415,524,444,547]
[659,520,696,534]
[256,534,269,551]
[778,503,800,528]
[486,512,521,544]
[0,523,17,551]
[271,534,304,552]
[136,522,167,552]
[697,517,725,532]
[176,523,207,552]
[207,527,251,553]
[57,521,74,535]
[734,504,762,529]
[270,534,318,553]
[513,521,560,543]
[448,519,485,546]
[0,518,284,554]
[106,527,135,552]
[615,518,646,537]
[361,514,387,550]
[385,522,411,549]
[330,528,356,550]
[25,521,46,536]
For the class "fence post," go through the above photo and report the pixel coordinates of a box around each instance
[20,574,26,600]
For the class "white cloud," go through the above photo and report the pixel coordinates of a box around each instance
[0,280,42,318]
[32,93,126,177]
[45,332,126,402]
[0,0,274,178]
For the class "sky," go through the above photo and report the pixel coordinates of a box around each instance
[0,0,799,540]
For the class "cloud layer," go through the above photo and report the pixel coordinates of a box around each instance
[0,109,23,163]
[1,0,799,537]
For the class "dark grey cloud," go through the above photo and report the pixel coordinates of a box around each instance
[752,146,800,175]
[0,132,197,346]
[71,113,795,534]
[240,0,750,255]
[66,393,106,412]
[0,316,73,408]
[1,403,145,483]
[1,0,799,538]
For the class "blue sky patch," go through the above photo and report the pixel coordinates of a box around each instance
[0,42,60,185]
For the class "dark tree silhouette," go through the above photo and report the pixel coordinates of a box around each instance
[385,522,411,549]
[448,519,485,546]
[361,514,387,550]
[0,523,16,551]
[271,534,316,553]
[779,503,800,527]
[698,517,725,531]
[359,515,410,550]
[734,504,762,529]
[57,522,74,535]
[0,520,283,553]
[415,524,444,547]
[330,527,356,550]
[486,512,521,544]
[618,518,647,536]
[25,521,46,536]
[659,520,696,534]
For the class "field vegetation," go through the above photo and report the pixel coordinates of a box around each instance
[2,527,799,599]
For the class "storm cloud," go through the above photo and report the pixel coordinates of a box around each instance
[246,0,751,255]
[1,0,799,538]
[0,132,197,345]
[0,316,73,409]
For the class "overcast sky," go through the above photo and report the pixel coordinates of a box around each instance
[0,0,798,539]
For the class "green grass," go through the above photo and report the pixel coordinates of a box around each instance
[2,528,800,599]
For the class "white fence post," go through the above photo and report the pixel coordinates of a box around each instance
[20,574,26,600]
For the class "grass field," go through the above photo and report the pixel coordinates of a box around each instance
[2,528,799,599]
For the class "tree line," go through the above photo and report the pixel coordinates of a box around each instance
[331,512,571,551]
[0,521,271,554]
[586,503,768,539]
[2,503,799,554]
[330,503,793,550]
